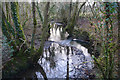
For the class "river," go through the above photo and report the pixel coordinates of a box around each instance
[34,22,94,79]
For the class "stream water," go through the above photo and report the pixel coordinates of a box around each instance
[34,23,94,79]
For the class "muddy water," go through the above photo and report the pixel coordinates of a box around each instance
[35,23,94,79]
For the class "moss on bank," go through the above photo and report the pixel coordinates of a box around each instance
[2,52,30,78]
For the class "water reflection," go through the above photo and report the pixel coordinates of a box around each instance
[66,46,69,80]
[49,23,69,41]
[36,23,93,79]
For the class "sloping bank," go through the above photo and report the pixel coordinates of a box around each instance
[2,49,48,80]
[72,28,101,57]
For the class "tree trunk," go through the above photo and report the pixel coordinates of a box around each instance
[36,2,43,24]
[68,0,72,22]
[31,2,37,51]
[77,2,86,20]
[2,9,16,38]
[11,2,28,54]
[66,2,78,36]
[104,2,109,79]
[11,2,26,42]
[104,2,114,79]
[5,2,9,20]
[34,2,50,63]
[2,17,17,50]
[117,2,120,78]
